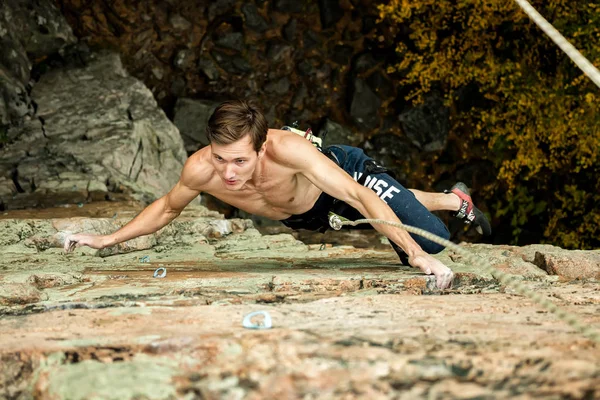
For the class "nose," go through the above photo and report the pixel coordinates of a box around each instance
[225,164,236,179]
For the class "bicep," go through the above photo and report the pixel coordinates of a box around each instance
[164,181,201,212]
[164,155,206,212]
[305,156,365,205]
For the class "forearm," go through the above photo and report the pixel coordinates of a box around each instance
[105,197,180,247]
[350,191,425,258]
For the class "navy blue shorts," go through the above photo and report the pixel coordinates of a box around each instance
[281,145,450,255]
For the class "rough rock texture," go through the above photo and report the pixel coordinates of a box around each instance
[0,0,495,246]
[398,94,449,152]
[0,204,599,398]
[0,52,189,210]
[0,0,76,127]
[533,248,600,280]
[173,97,220,152]
[53,0,413,152]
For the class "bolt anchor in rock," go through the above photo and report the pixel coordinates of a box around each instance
[153,267,167,278]
[242,311,272,330]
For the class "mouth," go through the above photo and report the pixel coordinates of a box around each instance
[225,179,237,185]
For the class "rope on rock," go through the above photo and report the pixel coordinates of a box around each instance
[328,213,600,344]
[514,0,600,89]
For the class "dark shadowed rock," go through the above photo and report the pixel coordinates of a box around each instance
[173,49,195,71]
[265,77,290,95]
[366,71,394,99]
[0,38,31,87]
[169,14,192,31]
[0,72,33,127]
[211,51,252,74]
[170,76,186,97]
[0,0,76,59]
[0,0,76,127]
[215,32,245,52]
[398,95,449,152]
[267,42,293,63]
[361,133,413,181]
[273,0,304,13]
[349,78,381,131]
[173,98,220,152]
[282,18,297,42]
[208,0,236,20]
[333,45,354,66]
[232,56,253,73]
[198,57,220,81]
[362,15,377,34]
[242,4,269,32]
[318,119,363,147]
[303,31,321,50]
[297,60,315,77]
[291,84,308,109]
[352,53,378,74]
[319,0,345,29]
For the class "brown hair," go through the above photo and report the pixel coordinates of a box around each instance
[206,100,268,152]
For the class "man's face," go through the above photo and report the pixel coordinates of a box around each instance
[210,135,265,190]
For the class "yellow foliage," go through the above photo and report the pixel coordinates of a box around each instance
[378,0,600,249]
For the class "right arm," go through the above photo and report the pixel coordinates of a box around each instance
[64,154,209,252]
[103,180,201,247]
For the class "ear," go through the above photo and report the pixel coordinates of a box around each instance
[257,142,267,158]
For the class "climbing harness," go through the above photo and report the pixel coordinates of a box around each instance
[327,212,600,344]
[281,123,324,149]
[515,0,600,89]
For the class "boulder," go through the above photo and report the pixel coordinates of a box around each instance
[318,119,363,147]
[349,78,381,131]
[398,95,449,152]
[0,0,76,127]
[173,98,220,152]
[0,52,189,210]
[533,249,600,280]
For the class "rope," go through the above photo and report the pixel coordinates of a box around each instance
[514,0,600,89]
[328,213,600,344]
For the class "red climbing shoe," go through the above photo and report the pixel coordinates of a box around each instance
[446,182,492,236]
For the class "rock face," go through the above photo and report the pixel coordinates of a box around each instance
[0,207,599,399]
[1,0,190,211]
[0,204,282,256]
[0,0,76,127]
[0,52,189,210]
[533,248,600,279]
[173,98,220,152]
[399,95,450,152]
[52,0,411,150]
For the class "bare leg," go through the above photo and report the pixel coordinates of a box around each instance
[409,189,461,212]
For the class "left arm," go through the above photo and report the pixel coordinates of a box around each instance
[276,134,453,288]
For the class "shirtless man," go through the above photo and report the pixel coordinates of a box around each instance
[64,100,491,289]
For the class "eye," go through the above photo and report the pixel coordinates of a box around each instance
[235,159,245,165]
[214,155,224,162]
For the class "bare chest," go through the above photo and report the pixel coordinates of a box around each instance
[206,169,320,220]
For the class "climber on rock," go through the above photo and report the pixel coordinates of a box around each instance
[64,100,491,289]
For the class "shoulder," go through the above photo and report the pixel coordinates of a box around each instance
[267,129,323,169]
[180,147,215,189]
